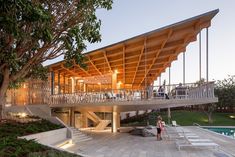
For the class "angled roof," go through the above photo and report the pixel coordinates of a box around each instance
[49,9,219,89]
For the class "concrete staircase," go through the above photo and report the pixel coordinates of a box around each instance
[70,127,92,143]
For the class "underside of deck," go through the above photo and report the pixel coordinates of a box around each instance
[51,97,218,112]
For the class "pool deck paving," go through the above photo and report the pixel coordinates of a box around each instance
[67,126,235,157]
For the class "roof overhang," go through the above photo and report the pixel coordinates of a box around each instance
[48,9,219,89]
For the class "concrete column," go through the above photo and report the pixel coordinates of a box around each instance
[117,112,120,129]
[70,107,75,127]
[112,111,120,133]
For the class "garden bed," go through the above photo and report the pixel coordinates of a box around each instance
[0,119,81,157]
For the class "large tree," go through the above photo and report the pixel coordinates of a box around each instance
[0,0,113,118]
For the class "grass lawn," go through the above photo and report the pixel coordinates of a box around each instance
[122,110,235,126]
[0,119,81,157]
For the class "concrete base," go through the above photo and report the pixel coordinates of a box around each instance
[19,128,69,146]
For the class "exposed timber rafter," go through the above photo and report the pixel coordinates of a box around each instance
[88,57,103,76]
[61,65,80,77]
[73,61,91,77]
[103,51,113,73]
[150,33,194,83]
[139,29,173,87]
[132,38,146,85]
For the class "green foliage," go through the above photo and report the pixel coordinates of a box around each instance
[0,0,113,91]
[215,75,235,108]
[0,119,63,138]
[0,119,81,157]
[28,150,80,157]
[0,137,47,157]
[122,110,235,126]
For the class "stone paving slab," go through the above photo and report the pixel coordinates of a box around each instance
[67,127,235,157]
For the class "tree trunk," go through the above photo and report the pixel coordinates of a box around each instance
[208,112,213,124]
[0,68,10,119]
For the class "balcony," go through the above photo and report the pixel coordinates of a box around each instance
[48,82,218,111]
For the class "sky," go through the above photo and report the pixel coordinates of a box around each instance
[45,0,235,85]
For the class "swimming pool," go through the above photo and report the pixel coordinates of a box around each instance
[203,127,235,139]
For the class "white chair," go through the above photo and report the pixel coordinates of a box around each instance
[172,121,178,127]
[176,140,219,150]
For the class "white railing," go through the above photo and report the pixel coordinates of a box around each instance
[188,82,215,99]
[49,82,215,106]
[49,89,146,105]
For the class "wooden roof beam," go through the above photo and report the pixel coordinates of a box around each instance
[73,61,91,77]
[132,38,146,85]
[150,34,193,83]
[139,29,173,87]
[88,57,103,76]
[103,51,113,73]
[61,65,80,77]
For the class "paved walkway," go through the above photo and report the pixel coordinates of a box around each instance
[67,127,235,157]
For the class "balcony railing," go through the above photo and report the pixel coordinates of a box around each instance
[48,82,216,106]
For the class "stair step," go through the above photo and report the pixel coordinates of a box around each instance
[73,137,92,143]
[73,134,88,138]
[73,132,84,135]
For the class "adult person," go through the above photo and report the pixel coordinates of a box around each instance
[175,83,187,99]
[156,115,163,140]
[158,86,169,99]
[158,86,164,97]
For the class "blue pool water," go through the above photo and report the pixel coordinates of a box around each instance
[204,127,235,139]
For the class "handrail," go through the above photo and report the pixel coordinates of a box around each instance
[24,104,34,116]
[46,116,73,139]
[48,82,216,106]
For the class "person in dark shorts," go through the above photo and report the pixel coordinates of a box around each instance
[156,116,163,140]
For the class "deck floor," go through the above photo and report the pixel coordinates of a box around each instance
[67,126,235,157]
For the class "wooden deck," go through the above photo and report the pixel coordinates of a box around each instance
[67,126,235,157]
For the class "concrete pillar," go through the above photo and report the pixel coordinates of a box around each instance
[70,107,75,127]
[112,111,120,133]
[117,112,120,129]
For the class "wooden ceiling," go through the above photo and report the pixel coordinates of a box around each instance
[48,9,219,89]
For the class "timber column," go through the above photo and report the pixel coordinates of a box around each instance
[71,77,75,93]
[112,70,118,93]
